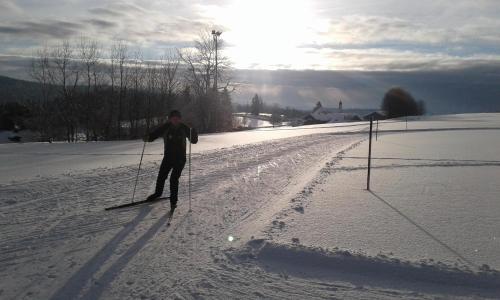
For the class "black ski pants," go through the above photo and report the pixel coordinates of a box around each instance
[152,157,186,205]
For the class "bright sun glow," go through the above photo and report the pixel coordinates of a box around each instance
[202,0,329,69]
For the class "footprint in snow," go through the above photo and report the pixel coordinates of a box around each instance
[293,206,304,213]
[272,220,286,229]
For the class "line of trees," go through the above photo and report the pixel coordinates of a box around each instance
[27,31,233,142]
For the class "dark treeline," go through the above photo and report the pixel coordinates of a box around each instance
[382,87,426,118]
[27,31,233,142]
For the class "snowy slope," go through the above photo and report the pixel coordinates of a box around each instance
[1,113,500,299]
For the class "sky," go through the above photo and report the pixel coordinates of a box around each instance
[1,0,500,70]
[0,0,499,112]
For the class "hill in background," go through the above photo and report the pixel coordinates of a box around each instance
[0,75,43,104]
[2,64,500,115]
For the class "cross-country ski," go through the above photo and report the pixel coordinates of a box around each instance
[104,197,170,211]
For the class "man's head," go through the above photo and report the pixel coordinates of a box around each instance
[169,110,182,126]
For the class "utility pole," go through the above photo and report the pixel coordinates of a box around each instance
[212,30,222,131]
[212,30,222,91]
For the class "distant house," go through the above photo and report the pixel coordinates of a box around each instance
[304,101,363,124]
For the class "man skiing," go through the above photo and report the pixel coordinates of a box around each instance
[144,110,198,212]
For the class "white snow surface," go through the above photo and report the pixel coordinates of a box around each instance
[1,113,500,299]
[233,116,273,128]
[0,121,367,182]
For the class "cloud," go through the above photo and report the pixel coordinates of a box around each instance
[314,14,500,49]
[87,8,125,18]
[85,18,118,29]
[232,66,500,113]
[0,0,21,13]
[0,20,83,39]
[316,47,500,71]
[108,2,148,14]
[1,54,499,114]
[0,0,499,71]
[0,1,210,57]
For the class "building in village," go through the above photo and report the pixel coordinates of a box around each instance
[304,100,385,125]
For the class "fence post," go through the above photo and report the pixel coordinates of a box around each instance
[367,117,373,190]
[188,128,192,212]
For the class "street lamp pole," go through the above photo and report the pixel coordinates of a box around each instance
[212,30,222,91]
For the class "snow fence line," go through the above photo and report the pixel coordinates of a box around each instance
[228,239,500,291]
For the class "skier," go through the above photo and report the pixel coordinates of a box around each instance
[144,110,198,212]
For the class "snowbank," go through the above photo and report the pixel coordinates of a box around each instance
[231,240,500,291]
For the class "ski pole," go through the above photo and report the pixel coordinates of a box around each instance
[131,141,147,203]
[188,128,192,212]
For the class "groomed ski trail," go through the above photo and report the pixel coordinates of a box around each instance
[1,132,373,299]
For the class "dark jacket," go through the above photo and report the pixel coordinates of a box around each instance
[148,123,198,160]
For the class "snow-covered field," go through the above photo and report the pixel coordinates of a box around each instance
[1,113,500,299]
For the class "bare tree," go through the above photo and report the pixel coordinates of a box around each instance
[144,60,158,131]
[79,37,101,140]
[158,49,180,122]
[101,43,119,139]
[50,40,80,141]
[79,38,100,95]
[113,41,129,139]
[179,31,216,95]
[128,49,144,137]
[179,30,234,132]
[30,45,53,139]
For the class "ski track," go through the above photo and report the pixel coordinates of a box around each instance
[0,132,437,299]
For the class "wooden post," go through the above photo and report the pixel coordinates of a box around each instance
[367,117,373,190]
[188,128,192,212]
[376,119,379,141]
